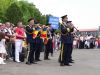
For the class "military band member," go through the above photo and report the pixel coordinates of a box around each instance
[41,25,47,41]
[59,15,74,66]
[47,24,54,56]
[41,25,47,52]
[66,21,75,63]
[41,25,49,59]
[35,24,43,61]
[44,25,53,60]
[44,33,52,60]
[26,18,37,65]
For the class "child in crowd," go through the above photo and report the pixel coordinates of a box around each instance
[0,32,7,64]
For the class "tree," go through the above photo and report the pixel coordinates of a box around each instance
[0,0,17,22]
[18,1,32,24]
[5,2,23,24]
[18,1,42,25]
[27,3,42,24]
[0,0,54,25]
[40,15,47,25]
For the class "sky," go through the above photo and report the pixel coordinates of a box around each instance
[28,0,100,29]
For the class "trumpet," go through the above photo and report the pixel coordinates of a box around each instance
[66,22,79,32]
[72,25,79,31]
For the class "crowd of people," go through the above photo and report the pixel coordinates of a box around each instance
[0,19,57,65]
[0,16,99,66]
[73,35,99,49]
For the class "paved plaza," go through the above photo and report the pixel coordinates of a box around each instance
[0,49,100,75]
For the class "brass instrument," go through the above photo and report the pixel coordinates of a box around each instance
[63,21,79,31]
[70,23,79,31]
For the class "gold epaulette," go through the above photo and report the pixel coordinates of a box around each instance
[60,23,63,25]
[26,30,34,34]
[67,28,70,32]
[25,25,35,34]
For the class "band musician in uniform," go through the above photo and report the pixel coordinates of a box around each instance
[25,18,37,65]
[59,15,75,66]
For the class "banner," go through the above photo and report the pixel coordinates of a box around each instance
[49,16,59,29]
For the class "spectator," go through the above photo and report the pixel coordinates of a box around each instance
[15,22,26,62]
[0,32,7,64]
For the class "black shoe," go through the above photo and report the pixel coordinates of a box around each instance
[35,59,42,62]
[26,62,32,65]
[64,63,72,66]
[69,61,75,63]
[60,63,64,66]
[71,59,74,61]
[38,59,42,61]
[32,62,37,64]
[44,58,51,60]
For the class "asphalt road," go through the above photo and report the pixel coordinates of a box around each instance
[0,49,100,75]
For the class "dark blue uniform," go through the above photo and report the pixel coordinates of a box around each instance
[35,27,43,61]
[59,23,74,66]
[44,34,53,60]
[26,26,36,64]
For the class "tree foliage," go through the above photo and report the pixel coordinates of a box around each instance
[0,0,17,22]
[0,0,52,25]
[5,2,23,24]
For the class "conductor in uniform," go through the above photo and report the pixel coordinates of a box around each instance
[59,15,74,66]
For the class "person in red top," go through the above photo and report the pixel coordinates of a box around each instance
[15,22,26,62]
